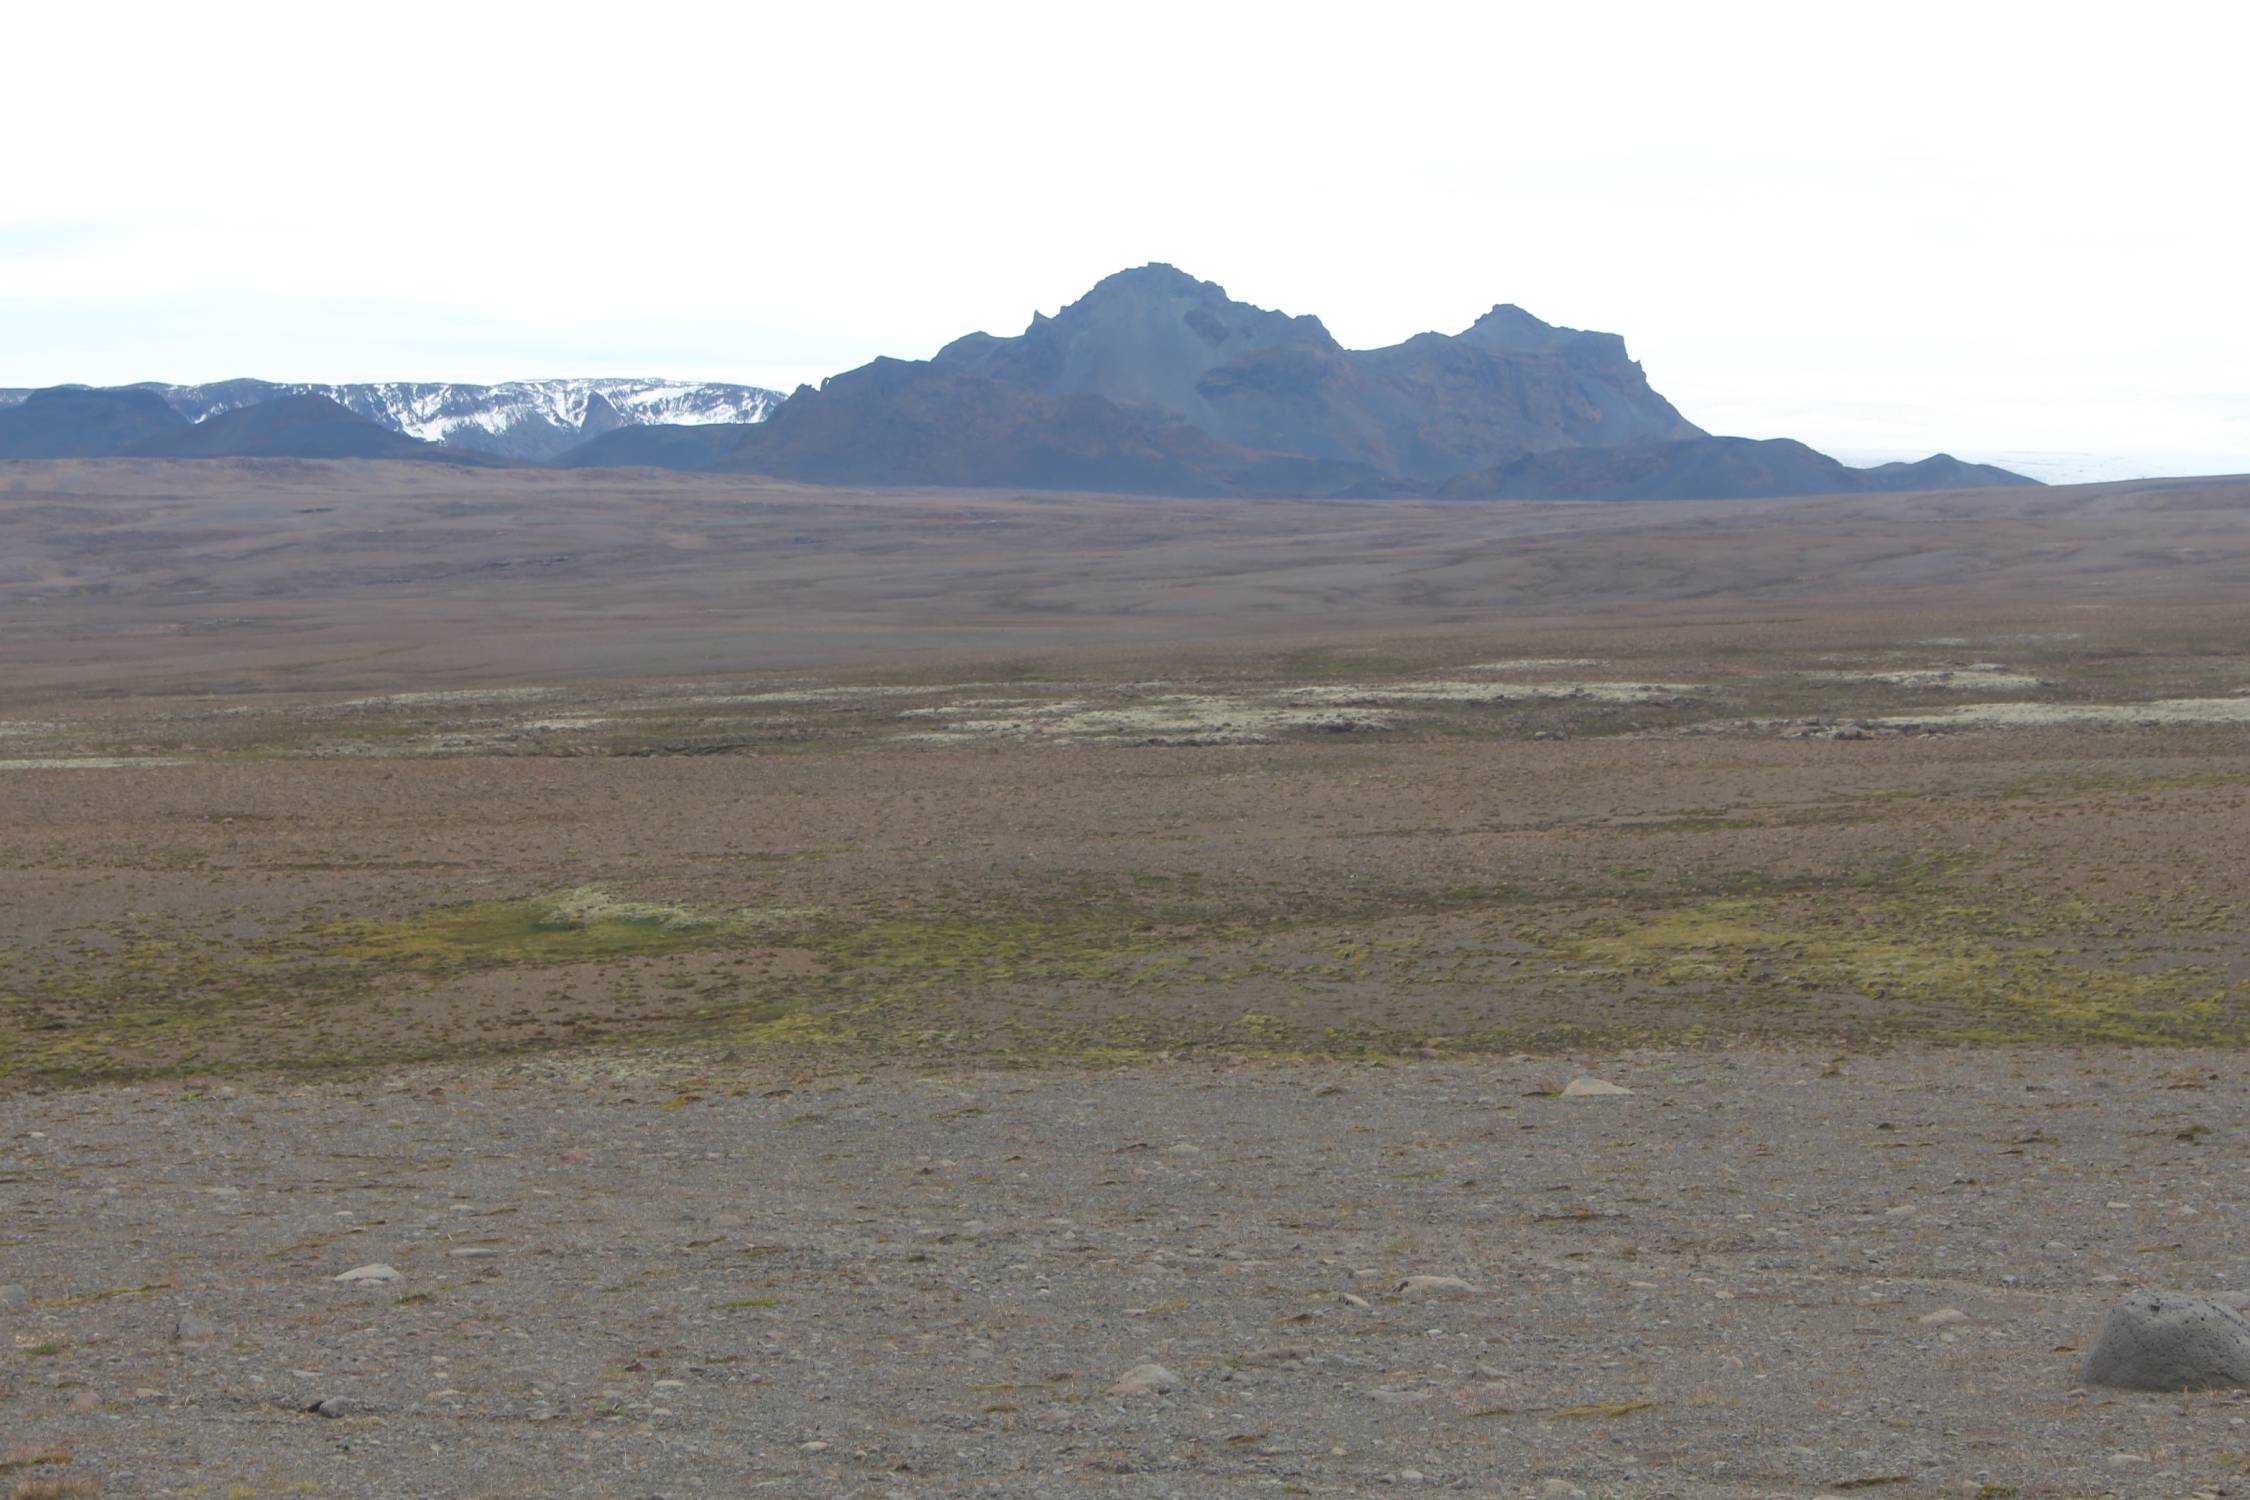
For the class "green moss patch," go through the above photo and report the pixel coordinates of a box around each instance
[325,887,739,971]
[1549,894,2248,1045]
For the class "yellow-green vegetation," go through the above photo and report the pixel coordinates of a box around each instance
[1550,891,2248,1045]
[700,910,1169,1053]
[327,887,738,970]
[0,928,314,1083]
[6,781,2250,1086]
[0,888,811,1083]
[1233,1011,1287,1044]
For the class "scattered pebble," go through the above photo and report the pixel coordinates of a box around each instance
[333,1263,403,1284]
[1108,1362,1184,1395]
[1395,1275,1479,1299]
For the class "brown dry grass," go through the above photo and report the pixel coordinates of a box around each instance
[1,461,2248,1083]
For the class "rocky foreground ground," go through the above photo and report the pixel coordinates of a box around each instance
[3,1047,2247,1498]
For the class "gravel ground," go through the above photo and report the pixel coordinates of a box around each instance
[4,1046,2247,1498]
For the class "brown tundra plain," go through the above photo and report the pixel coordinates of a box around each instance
[4,459,2250,1498]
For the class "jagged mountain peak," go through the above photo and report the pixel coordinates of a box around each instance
[1058,263,1338,348]
[1078,261,1220,299]
[937,265,1338,369]
[1447,303,1631,361]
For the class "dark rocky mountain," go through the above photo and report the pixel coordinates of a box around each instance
[678,265,2032,498]
[127,395,500,463]
[0,386,189,457]
[721,357,1285,494]
[924,265,1702,480]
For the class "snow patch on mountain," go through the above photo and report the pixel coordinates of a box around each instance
[0,378,784,462]
[170,378,782,461]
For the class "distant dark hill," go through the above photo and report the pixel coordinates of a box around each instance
[127,395,500,464]
[0,386,189,457]
[1856,453,2038,491]
[1436,437,2035,500]
[559,423,750,472]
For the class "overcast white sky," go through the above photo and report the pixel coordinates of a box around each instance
[5,1,2245,480]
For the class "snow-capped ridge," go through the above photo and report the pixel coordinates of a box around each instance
[134,377,782,462]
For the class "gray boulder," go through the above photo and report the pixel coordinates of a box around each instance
[2082,1291,2250,1390]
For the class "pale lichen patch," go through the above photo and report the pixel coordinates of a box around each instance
[1286,680,1699,705]
[1875,697,2250,729]
[900,694,1390,745]
[334,687,558,709]
[1813,666,2045,691]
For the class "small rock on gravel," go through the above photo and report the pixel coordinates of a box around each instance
[333,1263,403,1284]
[1560,1077,1632,1098]
[1395,1275,1479,1299]
[2082,1291,2250,1390]
[1108,1362,1184,1395]
[1918,1307,1970,1327]
[1239,1344,1312,1367]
